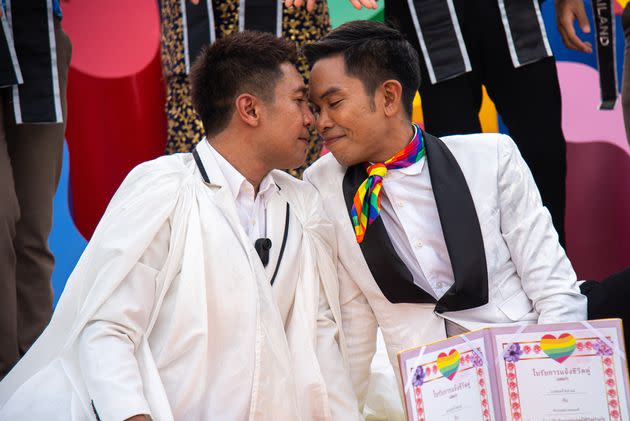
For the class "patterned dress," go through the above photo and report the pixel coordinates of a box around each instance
[160,0,330,178]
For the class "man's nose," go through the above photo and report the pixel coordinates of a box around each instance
[315,107,333,134]
[303,103,315,127]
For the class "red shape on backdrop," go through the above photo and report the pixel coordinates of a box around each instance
[63,0,166,239]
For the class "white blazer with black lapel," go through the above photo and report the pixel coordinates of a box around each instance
[304,131,587,407]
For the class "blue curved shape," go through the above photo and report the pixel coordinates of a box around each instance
[50,141,87,306]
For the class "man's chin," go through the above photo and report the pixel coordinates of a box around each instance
[285,155,308,171]
[327,146,360,168]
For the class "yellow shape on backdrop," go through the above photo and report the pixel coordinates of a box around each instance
[412,85,498,133]
[618,0,630,8]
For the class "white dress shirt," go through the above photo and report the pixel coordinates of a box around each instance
[379,156,455,300]
[78,147,281,420]
[208,145,277,243]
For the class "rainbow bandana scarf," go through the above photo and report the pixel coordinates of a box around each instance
[351,124,425,243]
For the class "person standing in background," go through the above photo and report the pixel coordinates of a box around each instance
[160,0,337,177]
[365,0,570,246]
[0,0,72,379]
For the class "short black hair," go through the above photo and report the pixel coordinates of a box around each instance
[304,20,420,117]
[190,31,298,136]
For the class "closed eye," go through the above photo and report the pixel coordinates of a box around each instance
[329,100,342,108]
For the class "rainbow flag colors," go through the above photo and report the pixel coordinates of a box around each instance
[436,349,461,381]
[540,333,577,363]
[351,124,425,243]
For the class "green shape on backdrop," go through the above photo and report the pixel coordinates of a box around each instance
[327,0,384,28]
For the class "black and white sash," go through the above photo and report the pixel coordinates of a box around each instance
[406,0,472,84]
[0,14,22,88]
[591,0,618,110]
[4,0,62,123]
[182,0,283,74]
[406,0,551,84]
[239,0,283,35]
[181,0,216,74]
[497,0,552,68]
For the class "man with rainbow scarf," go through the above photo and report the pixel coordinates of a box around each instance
[304,20,630,417]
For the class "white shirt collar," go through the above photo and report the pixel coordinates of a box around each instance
[390,156,426,177]
[207,143,278,203]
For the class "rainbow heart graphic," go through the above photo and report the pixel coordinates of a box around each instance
[540,333,576,363]
[436,349,460,381]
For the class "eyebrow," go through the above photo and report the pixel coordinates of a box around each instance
[293,86,308,96]
[318,86,342,101]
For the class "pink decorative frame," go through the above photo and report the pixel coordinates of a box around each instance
[411,349,490,420]
[501,337,622,421]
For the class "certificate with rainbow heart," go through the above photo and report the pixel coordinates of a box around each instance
[491,319,629,421]
[398,329,499,421]
[398,319,629,421]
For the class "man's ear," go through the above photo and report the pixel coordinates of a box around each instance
[380,79,404,117]
[235,93,261,127]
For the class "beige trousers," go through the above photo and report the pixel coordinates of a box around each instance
[0,19,72,378]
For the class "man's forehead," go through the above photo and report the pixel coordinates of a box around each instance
[309,85,343,102]
[310,55,348,79]
[309,57,356,96]
[277,64,306,93]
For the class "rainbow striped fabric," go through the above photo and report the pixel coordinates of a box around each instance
[540,333,577,363]
[351,124,425,243]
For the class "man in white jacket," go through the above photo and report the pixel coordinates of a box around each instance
[302,20,626,415]
[0,31,360,421]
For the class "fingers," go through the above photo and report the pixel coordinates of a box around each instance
[349,0,378,10]
[289,0,377,12]
[556,0,593,53]
[349,0,363,9]
[560,14,593,53]
[574,0,591,34]
[286,0,315,11]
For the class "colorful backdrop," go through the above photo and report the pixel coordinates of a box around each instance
[50,0,630,304]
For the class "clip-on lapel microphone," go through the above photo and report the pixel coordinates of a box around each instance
[254,238,272,267]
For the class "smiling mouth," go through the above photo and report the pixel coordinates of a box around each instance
[323,135,344,147]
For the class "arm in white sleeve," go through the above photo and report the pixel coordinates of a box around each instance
[78,221,171,421]
[316,280,363,420]
[338,263,378,412]
[496,134,587,323]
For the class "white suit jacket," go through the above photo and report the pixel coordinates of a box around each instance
[304,132,587,408]
[0,140,360,421]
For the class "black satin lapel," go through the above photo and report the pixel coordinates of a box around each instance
[343,165,435,304]
[423,132,489,312]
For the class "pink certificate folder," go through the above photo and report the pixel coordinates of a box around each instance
[397,319,629,421]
